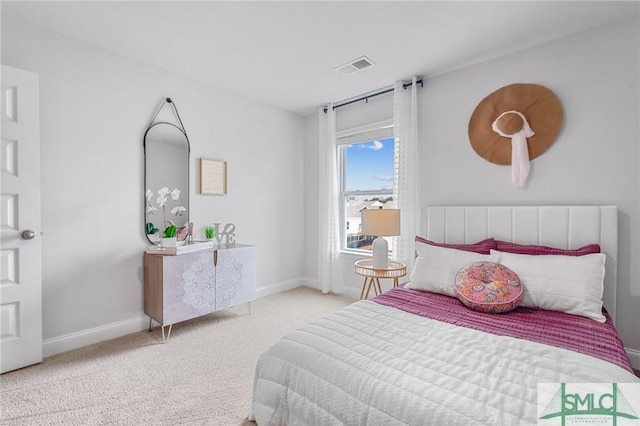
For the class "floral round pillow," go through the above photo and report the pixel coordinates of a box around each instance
[454,261,522,314]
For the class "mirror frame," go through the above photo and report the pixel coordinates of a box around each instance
[143,98,191,245]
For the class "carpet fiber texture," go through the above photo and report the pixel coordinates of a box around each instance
[1,287,354,425]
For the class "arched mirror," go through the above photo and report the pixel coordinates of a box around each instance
[144,98,190,244]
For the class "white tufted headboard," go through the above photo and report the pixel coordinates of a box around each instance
[422,206,618,323]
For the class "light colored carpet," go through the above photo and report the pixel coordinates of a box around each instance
[1,287,355,425]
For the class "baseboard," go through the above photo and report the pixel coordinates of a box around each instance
[43,315,148,358]
[255,278,306,299]
[626,347,640,370]
[300,277,360,300]
[300,277,320,291]
[256,277,360,300]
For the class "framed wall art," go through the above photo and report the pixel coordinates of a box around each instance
[200,158,227,195]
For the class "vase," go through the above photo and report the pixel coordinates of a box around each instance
[161,237,177,248]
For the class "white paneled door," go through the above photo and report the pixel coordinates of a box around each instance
[1,65,42,373]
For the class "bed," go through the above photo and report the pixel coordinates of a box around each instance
[249,206,640,425]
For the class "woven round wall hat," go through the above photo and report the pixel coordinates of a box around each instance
[468,83,563,166]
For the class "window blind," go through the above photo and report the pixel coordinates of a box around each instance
[336,119,393,146]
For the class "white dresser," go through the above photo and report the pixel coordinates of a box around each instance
[144,243,255,340]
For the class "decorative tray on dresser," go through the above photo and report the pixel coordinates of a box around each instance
[144,242,256,341]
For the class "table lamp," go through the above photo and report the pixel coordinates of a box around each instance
[361,208,400,269]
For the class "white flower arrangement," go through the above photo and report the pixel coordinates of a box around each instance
[146,187,186,238]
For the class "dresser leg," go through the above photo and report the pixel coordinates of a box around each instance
[148,318,153,332]
[161,324,173,343]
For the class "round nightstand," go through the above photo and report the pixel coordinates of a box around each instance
[354,259,407,300]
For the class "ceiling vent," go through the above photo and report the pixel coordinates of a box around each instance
[334,56,375,76]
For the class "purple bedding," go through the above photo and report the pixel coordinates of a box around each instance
[373,285,634,373]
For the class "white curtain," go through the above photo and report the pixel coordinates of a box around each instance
[393,77,420,271]
[317,104,344,294]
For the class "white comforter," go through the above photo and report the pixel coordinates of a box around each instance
[249,300,638,425]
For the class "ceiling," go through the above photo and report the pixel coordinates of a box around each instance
[3,1,638,116]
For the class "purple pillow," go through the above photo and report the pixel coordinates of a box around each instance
[494,241,600,256]
[415,236,496,255]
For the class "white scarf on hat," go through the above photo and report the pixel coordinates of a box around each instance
[492,110,535,188]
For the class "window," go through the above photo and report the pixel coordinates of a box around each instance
[337,120,396,253]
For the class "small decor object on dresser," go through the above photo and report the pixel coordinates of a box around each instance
[222,223,236,246]
[468,83,563,188]
[161,236,177,248]
[204,225,215,240]
[210,222,236,246]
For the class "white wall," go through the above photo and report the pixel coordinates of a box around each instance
[304,18,640,363]
[2,20,305,355]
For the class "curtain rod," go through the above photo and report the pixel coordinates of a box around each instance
[324,78,423,113]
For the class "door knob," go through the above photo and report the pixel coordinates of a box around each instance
[21,230,36,240]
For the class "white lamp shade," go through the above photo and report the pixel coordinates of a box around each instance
[361,209,401,237]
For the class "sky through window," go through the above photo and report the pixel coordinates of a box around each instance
[345,137,395,192]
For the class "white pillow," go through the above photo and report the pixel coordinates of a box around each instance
[407,243,501,297]
[490,250,606,322]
